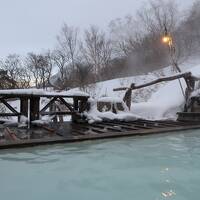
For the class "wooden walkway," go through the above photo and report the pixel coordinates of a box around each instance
[0,120,200,149]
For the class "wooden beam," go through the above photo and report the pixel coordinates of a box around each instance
[58,97,74,112]
[40,97,57,114]
[113,72,191,91]
[41,111,76,116]
[0,113,20,116]
[0,98,19,115]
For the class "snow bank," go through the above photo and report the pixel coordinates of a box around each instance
[71,69,168,101]
[84,98,139,124]
[131,64,200,120]
[132,79,186,120]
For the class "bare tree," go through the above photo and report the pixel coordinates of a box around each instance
[57,23,79,71]
[137,0,179,35]
[26,52,52,89]
[109,15,143,57]
[44,50,54,87]
[3,54,21,88]
[1,54,31,88]
[75,62,94,89]
[51,49,71,89]
[108,0,181,74]
[81,25,112,80]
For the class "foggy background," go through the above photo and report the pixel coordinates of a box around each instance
[0,0,194,58]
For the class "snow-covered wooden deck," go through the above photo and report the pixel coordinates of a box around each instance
[0,120,200,149]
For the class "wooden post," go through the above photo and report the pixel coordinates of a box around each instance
[72,97,79,122]
[74,97,79,111]
[79,98,88,113]
[123,88,132,110]
[50,100,58,123]
[20,97,28,118]
[30,97,40,123]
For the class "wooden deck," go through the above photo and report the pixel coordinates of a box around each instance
[0,120,200,149]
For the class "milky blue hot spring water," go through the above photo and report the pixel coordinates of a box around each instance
[0,130,200,200]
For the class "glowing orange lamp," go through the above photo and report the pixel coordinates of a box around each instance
[162,27,173,46]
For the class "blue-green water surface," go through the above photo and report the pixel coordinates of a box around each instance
[1,130,200,200]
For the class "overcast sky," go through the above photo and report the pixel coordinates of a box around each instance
[0,0,195,58]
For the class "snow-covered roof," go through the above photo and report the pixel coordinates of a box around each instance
[0,88,89,97]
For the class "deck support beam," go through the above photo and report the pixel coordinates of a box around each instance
[30,97,40,122]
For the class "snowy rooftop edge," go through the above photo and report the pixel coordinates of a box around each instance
[0,89,89,97]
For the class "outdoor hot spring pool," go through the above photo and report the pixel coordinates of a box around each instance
[1,130,200,200]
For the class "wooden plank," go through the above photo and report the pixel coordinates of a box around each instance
[152,120,194,127]
[41,111,76,116]
[132,120,168,128]
[71,123,107,134]
[109,121,152,129]
[82,122,123,132]
[1,123,200,149]
[76,124,107,134]
[71,127,89,135]
[103,121,142,130]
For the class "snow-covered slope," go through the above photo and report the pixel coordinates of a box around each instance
[133,62,200,120]
[71,57,200,121]
[72,68,172,102]
[132,79,186,120]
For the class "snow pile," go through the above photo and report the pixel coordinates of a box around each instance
[97,96,124,103]
[84,98,139,124]
[32,115,56,125]
[132,79,186,120]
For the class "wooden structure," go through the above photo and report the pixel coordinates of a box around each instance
[113,72,192,109]
[178,96,200,121]
[113,72,191,92]
[0,92,89,123]
[0,119,200,149]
